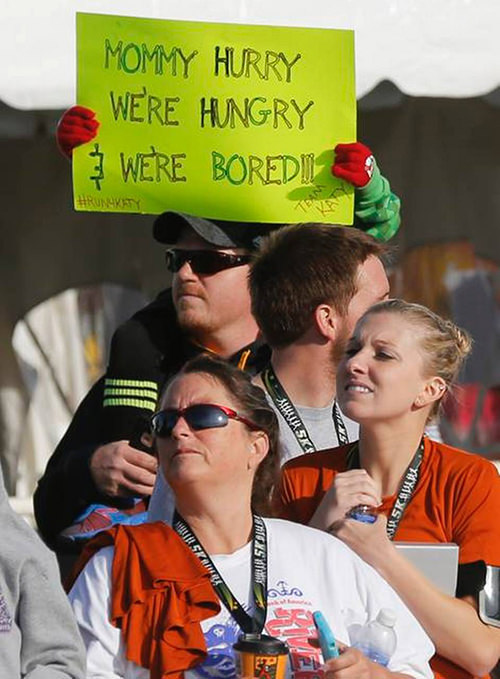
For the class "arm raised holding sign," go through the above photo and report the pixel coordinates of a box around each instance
[56,105,100,158]
[333,141,401,242]
[56,106,400,242]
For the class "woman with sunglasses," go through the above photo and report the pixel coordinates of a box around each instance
[277,300,500,679]
[69,354,433,679]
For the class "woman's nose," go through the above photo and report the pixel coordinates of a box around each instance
[345,352,367,374]
[170,414,191,438]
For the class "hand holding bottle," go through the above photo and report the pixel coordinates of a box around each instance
[323,644,383,679]
[352,609,398,668]
[309,469,381,532]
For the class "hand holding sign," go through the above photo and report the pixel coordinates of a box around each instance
[332,142,375,188]
[62,108,380,196]
[73,14,356,223]
[57,106,100,159]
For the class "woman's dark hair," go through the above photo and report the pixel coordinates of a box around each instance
[164,354,280,515]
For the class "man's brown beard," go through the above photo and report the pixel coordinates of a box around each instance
[330,321,350,369]
[176,307,211,337]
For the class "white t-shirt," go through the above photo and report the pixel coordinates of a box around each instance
[69,518,433,679]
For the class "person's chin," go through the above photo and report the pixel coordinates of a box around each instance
[176,307,210,334]
[337,398,367,423]
[166,453,205,479]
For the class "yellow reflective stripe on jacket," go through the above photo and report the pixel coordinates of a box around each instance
[103,387,157,400]
[103,378,158,410]
[104,379,157,389]
[103,398,157,411]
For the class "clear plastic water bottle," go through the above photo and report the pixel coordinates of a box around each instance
[353,608,397,666]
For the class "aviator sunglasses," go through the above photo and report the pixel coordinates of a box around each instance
[165,249,251,275]
[151,403,260,438]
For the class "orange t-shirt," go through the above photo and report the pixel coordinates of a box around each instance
[277,437,500,679]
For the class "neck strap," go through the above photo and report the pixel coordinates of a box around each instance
[173,512,267,634]
[346,439,425,539]
[262,365,349,453]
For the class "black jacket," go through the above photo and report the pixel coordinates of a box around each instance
[34,289,270,547]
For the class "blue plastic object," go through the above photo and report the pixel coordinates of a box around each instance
[313,610,340,660]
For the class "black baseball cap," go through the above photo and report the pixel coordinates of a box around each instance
[153,211,282,251]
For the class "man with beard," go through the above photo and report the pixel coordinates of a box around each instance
[35,105,399,551]
[34,213,272,552]
[249,224,390,462]
[146,223,390,523]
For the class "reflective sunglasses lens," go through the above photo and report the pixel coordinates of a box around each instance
[186,404,229,429]
[151,411,177,437]
[188,252,231,274]
[152,405,229,437]
[166,250,218,274]
[166,250,246,275]
[165,250,185,273]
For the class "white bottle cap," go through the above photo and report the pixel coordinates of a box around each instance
[376,608,396,628]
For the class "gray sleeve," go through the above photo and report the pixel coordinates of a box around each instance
[19,554,86,679]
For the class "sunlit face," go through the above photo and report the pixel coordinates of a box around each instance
[332,255,390,363]
[337,312,433,424]
[172,228,253,343]
[156,372,262,492]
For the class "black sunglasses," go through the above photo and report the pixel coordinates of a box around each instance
[151,403,260,438]
[165,249,251,275]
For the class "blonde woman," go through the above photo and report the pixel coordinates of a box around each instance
[278,299,500,679]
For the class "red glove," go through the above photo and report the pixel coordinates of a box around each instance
[56,105,99,159]
[332,142,375,188]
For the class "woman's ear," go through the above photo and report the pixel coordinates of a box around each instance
[414,376,446,409]
[247,432,269,471]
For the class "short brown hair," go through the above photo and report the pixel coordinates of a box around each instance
[173,354,280,515]
[249,224,385,348]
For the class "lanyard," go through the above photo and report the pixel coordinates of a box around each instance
[346,439,425,540]
[173,512,268,634]
[262,366,349,454]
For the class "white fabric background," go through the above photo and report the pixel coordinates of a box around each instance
[1,0,499,110]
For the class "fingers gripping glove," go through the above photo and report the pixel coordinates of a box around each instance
[56,105,99,159]
[332,142,401,242]
[332,141,375,188]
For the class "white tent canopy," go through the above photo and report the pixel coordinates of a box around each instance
[2,0,500,110]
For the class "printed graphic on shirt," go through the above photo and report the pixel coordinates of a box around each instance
[198,617,241,679]
[198,580,322,679]
[0,590,12,632]
[266,580,323,679]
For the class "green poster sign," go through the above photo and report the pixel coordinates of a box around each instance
[74,13,356,224]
